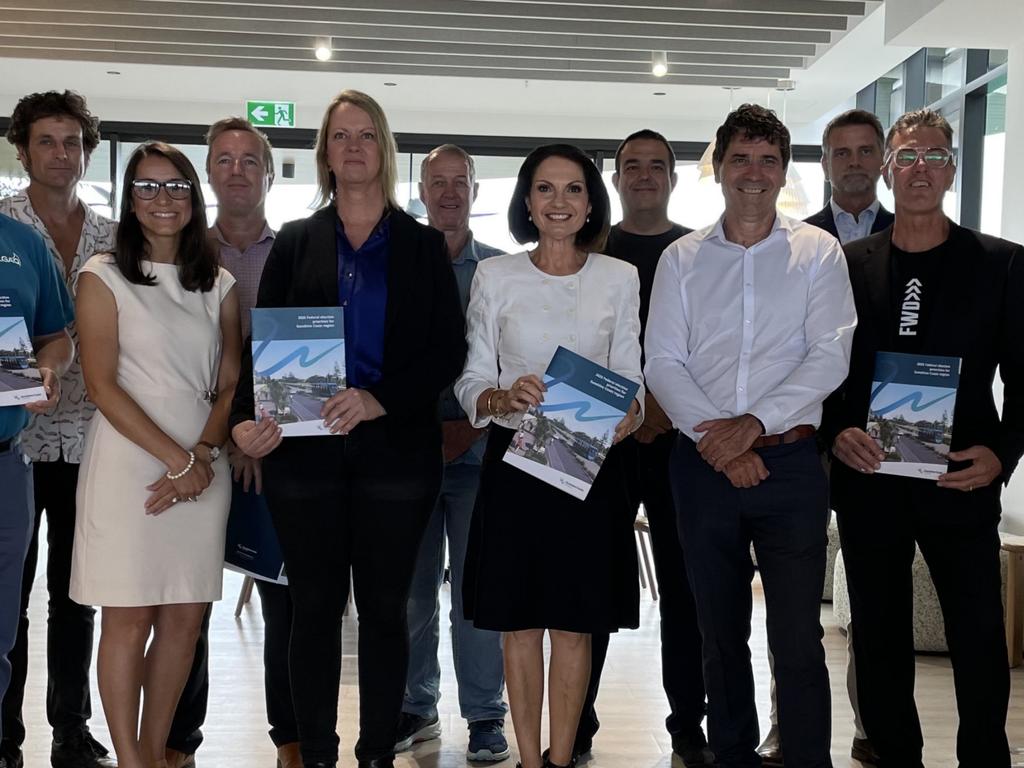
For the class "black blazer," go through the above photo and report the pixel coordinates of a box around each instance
[229,205,466,448]
[823,222,1024,518]
[804,202,894,240]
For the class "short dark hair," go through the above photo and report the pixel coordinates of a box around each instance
[508,144,611,253]
[712,104,791,169]
[5,90,101,156]
[613,129,676,174]
[115,141,218,293]
[205,117,275,181]
[885,108,954,153]
[822,109,885,152]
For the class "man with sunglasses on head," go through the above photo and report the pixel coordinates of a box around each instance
[0,90,116,768]
[823,108,1023,767]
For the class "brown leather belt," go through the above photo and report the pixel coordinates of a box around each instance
[751,424,815,449]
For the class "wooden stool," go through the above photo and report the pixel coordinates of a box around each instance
[1000,532,1024,668]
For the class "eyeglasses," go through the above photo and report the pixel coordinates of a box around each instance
[131,179,193,200]
[885,146,955,169]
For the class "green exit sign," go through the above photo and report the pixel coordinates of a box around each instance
[246,100,295,128]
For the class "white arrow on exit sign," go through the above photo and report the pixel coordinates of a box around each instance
[250,105,269,122]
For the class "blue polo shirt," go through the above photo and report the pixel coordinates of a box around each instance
[0,213,74,441]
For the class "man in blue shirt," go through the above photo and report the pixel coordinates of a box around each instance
[0,212,73,761]
[395,145,508,762]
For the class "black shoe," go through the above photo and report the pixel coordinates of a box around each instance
[672,728,715,767]
[851,736,879,765]
[0,753,24,768]
[357,760,394,768]
[51,732,117,768]
[393,711,441,752]
[541,736,591,765]
[303,763,336,768]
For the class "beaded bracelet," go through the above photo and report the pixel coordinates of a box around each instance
[166,450,196,480]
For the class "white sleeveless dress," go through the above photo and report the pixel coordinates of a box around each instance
[71,255,235,607]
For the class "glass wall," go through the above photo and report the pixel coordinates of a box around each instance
[980,72,1007,235]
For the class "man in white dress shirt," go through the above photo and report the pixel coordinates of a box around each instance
[645,104,857,768]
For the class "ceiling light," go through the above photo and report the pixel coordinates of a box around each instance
[653,91,666,96]
[384,82,398,87]
[652,51,668,78]
[314,37,332,61]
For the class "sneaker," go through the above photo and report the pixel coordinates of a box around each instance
[51,731,117,768]
[393,712,441,752]
[467,720,510,762]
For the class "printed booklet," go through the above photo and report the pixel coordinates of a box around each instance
[251,307,345,437]
[224,485,287,584]
[868,351,961,479]
[504,346,640,500]
[0,294,47,407]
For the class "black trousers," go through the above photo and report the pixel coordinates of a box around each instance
[671,435,831,768]
[168,482,299,753]
[1,458,96,749]
[264,427,440,764]
[579,431,706,744]
[837,476,1009,768]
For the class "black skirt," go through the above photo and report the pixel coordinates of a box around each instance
[462,425,640,633]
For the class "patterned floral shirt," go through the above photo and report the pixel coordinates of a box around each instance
[0,194,117,463]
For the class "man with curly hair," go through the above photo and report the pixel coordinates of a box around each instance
[1,90,116,768]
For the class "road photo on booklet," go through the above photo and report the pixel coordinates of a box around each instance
[868,351,961,479]
[251,307,345,437]
[504,346,640,500]
[0,294,46,407]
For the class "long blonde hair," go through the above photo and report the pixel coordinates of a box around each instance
[314,90,399,210]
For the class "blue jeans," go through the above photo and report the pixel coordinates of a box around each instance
[0,441,34,741]
[404,462,507,723]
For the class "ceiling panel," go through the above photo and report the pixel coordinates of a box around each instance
[0,0,875,88]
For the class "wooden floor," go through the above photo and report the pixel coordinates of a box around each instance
[17,553,1024,767]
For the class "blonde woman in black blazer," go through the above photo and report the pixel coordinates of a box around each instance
[229,90,465,768]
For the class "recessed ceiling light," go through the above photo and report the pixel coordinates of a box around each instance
[106,70,121,75]
[384,82,397,87]
[314,36,332,61]
[653,91,666,96]
[652,51,668,78]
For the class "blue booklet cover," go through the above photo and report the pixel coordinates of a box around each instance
[224,481,287,584]
[869,351,962,479]
[251,307,345,437]
[504,346,640,500]
[0,293,46,407]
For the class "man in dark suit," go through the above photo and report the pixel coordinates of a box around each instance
[759,108,892,768]
[824,108,1023,768]
[805,109,894,243]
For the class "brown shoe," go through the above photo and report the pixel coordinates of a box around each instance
[164,749,196,768]
[276,742,303,768]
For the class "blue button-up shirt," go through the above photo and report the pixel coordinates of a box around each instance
[443,232,503,465]
[336,215,389,389]
[830,197,880,245]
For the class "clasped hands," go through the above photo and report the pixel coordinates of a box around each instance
[144,447,214,516]
[832,427,1001,491]
[492,375,641,445]
[695,414,769,489]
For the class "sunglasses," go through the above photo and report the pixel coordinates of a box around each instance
[885,146,955,169]
[131,179,193,200]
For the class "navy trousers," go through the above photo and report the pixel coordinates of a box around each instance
[670,435,832,768]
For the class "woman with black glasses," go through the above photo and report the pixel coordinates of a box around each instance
[71,141,241,768]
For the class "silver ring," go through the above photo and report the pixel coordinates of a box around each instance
[171,497,179,503]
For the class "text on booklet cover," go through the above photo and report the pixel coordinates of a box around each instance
[504,346,640,500]
[251,307,345,437]
[0,293,47,407]
[868,351,961,479]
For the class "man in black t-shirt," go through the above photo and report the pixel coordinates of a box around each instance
[824,109,1023,767]
[571,130,712,767]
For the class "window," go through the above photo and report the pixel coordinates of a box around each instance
[981,72,1007,235]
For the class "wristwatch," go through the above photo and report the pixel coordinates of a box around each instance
[197,441,221,462]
